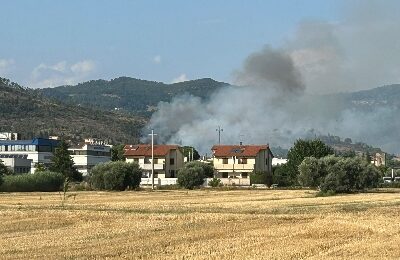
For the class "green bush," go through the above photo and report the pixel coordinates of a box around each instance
[272,165,293,187]
[250,171,272,186]
[320,157,380,193]
[89,161,142,191]
[177,166,205,189]
[298,156,339,188]
[0,171,64,192]
[184,161,214,178]
[208,178,222,187]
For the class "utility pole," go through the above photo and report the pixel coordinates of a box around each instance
[191,147,194,161]
[148,129,157,190]
[216,126,223,145]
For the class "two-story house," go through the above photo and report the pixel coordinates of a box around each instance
[124,144,184,178]
[211,145,273,184]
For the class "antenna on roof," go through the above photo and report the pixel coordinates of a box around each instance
[216,126,223,145]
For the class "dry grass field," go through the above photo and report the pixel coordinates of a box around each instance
[1,189,400,259]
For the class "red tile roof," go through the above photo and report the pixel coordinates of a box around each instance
[124,144,180,157]
[211,145,270,157]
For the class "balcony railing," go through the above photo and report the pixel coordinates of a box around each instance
[214,164,255,170]
[140,163,165,170]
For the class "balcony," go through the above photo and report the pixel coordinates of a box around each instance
[214,163,255,171]
[140,163,165,170]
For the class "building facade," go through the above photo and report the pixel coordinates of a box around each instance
[69,143,111,176]
[211,145,273,185]
[0,157,31,174]
[0,138,59,173]
[124,144,184,178]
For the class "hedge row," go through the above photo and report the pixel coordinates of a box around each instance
[0,171,64,192]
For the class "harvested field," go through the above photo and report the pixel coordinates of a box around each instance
[1,189,400,259]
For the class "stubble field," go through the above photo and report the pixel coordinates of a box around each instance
[1,189,400,259]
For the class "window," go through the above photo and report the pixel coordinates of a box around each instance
[242,173,248,178]
[170,170,175,178]
[144,157,151,164]
[153,158,158,164]
[133,158,139,163]
[222,158,228,164]
[222,172,228,178]
[266,158,269,165]
[170,158,174,165]
[238,158,247,164]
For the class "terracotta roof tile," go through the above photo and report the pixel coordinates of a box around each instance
[124,144,180,157]
[211,145,270,157]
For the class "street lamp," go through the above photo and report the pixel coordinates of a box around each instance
[148,129,157,190]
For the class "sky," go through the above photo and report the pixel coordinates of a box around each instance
[0,0,341,89]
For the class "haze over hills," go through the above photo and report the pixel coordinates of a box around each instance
[2,75,399,154]
[39,76,400,154]
[0,77,145,144]
[41,76,400,115]
[40,77,229,116]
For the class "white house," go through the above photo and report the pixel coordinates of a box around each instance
[124,144,184,179]
[211,145,274,186]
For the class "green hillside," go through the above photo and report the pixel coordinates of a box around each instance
[40,77,229,116]
[0,77,145,143]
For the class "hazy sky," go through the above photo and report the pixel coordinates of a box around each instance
[0,0,340,88]
[1,0,400,93]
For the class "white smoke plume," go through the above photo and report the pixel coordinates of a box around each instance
[145,0,400,155]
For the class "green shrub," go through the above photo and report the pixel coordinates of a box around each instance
[208,178,222,187]
[250,171,266,185]
[184,161,214,178]
[89,161,142,191]
[0,171,64,192]
[177,166,205,189]
[317,157,380,194]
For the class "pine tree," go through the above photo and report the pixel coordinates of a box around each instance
[50,140,82,181]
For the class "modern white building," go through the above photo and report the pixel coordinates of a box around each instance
[272,157,287,166]
[0,138,59,173]
[0,157,31,174]
[69,143,111,176]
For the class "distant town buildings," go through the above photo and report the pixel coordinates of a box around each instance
[0,132,20,141]
[372,152,386,167]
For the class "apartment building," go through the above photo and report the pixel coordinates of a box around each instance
[69,142,111,175]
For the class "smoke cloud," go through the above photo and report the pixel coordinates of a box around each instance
[145,0,400,155]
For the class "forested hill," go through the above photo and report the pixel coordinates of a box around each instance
[40,77,229,116]
[0,77,145,143]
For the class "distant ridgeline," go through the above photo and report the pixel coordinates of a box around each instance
[40,77,229,117]
[318,134,383,155]
[271,135,383,159]
[0,77,144,144]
